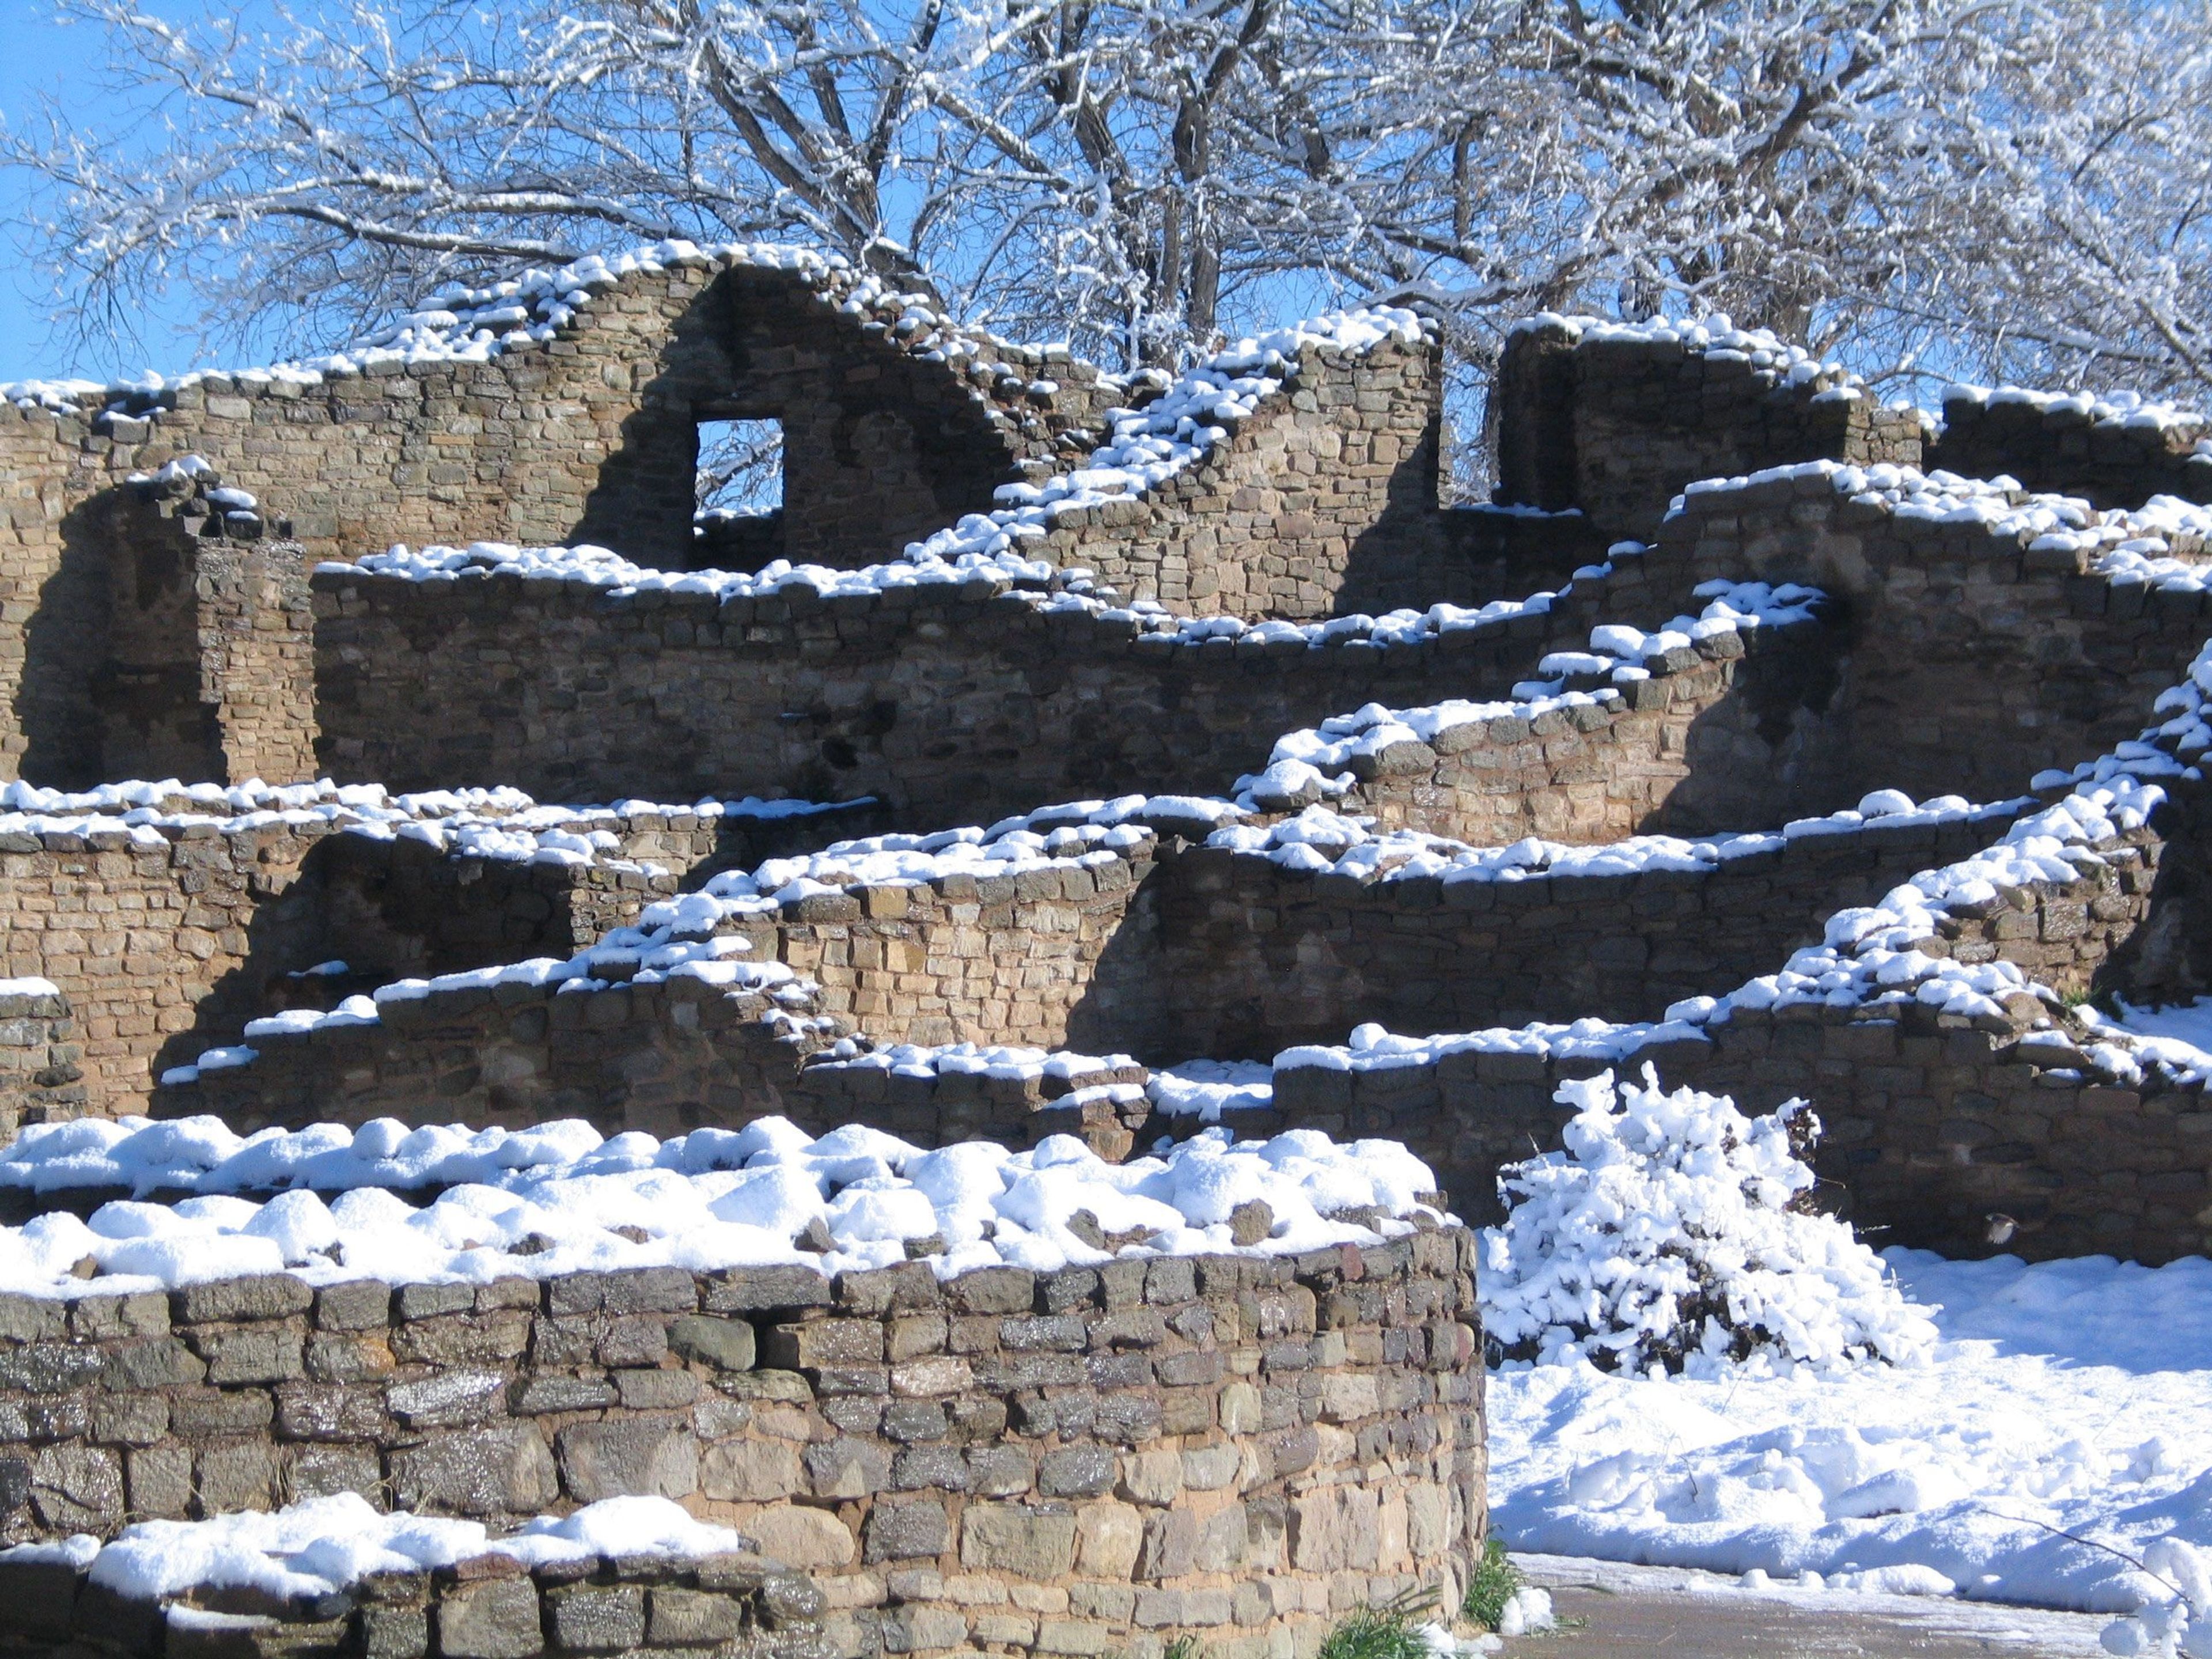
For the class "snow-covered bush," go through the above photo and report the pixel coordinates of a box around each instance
[1480,1067,1934,1372]
[2104,1538,2212,1657]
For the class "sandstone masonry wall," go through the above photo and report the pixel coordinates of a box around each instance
[0,798,881,1130]
[1491,320,1926,541]
[1329,618,1850,844]
[306,570,1605,817]
[160,961,838,1138]
[0,1532,827,1659]
[166,797,2026,1131]
[0,252,1126,787]
[1645,471,2212,807]
[1194,821,2193,1263]
[1141,810,2024,1060]
[1928,392,2212,510]
[1034,337,1444,619]
[0,1243,1484,1659]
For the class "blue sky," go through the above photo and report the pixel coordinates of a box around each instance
[0,3,249,382]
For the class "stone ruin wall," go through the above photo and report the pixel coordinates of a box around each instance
[44,460,2212,1131]
[2,1536,826,1659]
[1252,813,2192,1263]
[1642,468,2212,808]
[1037,335,1444,618]
[0,253,1134,791]
[1491,318,1927,542]
[5,272,2212,1255]
[0,800,887,1129]
[0,253,1550,798]
[160,794,2016,1135]
[1929,389,2212,512]
[1493,315,2212,539]
[0,1241,1484,1659]
[306,567,1581,817]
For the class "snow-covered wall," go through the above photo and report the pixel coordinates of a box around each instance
[306,549,1613,812]
[1493,313,1928,540]
[1927,382,2212,511]
[0,243,1135,790]
[1495,310,2212,540]
[1637,462,2212,807]
[0,1126,1484,1658]
[0,784,870,1127]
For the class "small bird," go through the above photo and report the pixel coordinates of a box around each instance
[1984,1213,2018,1245]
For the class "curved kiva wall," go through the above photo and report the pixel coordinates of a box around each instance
[0,1245,1484,1659]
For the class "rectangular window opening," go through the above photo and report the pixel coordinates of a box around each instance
[696,418,784,518]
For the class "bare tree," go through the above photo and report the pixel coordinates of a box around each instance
[9,0,2212,406]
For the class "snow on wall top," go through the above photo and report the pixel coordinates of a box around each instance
[1207,789,2013,892]
[1943,379,2212,453]
[5,1048,1138,1197]
[1506,310,1891,409]
[9,1493,749,1600]
[0,1115,1448,1298]
[331,299,1429,620]
[1266,632,2211,1079]
[0,775,855,878]
[1509,308,2212,447]
[1237,578,1821,806]
[1670,460,2212,563]
[0,238,1103,418]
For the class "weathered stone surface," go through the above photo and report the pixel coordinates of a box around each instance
[668,1315,756,1372]
[547,1584,645,1652]
[389,1425,557,1516]
[960,1505,1078,1578]
[438,1576,543,1659]
[555,1416,699,1501]
[863,1498,949,1563]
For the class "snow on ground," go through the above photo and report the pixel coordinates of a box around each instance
[2111,997,2212,1054]
[1488,1248,2212,1616]
[0,1118,1445,1297]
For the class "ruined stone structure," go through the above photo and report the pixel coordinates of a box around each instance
[8,244,2212,1654]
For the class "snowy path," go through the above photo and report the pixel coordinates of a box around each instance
[1501,1555,2109,1654]
[1488,1250,2212,1616]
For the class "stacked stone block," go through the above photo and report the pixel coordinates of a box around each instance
[0,982,84,1137]
[0,253,1134,789]
[1223,819,2190,1259]
[0,799,878,1128]
[0,1537,829,1659]
[0,1240,1484,1659]
[1929,392,2212,510]
[1492,319,1927,541]
[1320,614,1848,842]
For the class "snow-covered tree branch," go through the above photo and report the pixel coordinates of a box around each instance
[9,0,2212,407]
